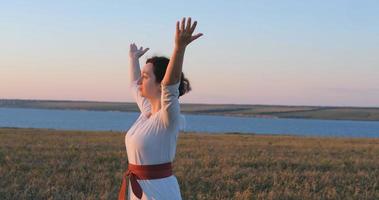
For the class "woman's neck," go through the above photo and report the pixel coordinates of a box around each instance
[148,98,161,115]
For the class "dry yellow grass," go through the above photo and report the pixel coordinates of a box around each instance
[0,128,378,200]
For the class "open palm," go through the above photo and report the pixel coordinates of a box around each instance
[175,17,203,49]
[129,43,149,59]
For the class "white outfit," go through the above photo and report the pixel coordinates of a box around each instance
[125,80,185,200]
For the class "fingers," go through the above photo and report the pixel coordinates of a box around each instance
[190,21,197,34]
[130,43,137,51]
[138,46,149,55]
[186,17,191,32]
[179,17,197,34]
[176,21,180,35]
[190,33,203,43]
[181,17,185,31]
[142,48,150,55]
[129,43,150,55]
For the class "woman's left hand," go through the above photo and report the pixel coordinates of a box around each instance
[175,17,203,49]
[129,43,149,59]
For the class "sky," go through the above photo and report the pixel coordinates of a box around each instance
[1,0,378,107]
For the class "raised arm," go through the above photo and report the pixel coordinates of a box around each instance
[128,43,152,116]
[129,43,149,84]
[161,17,203,86]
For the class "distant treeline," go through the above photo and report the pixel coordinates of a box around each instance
[1,99,379,121]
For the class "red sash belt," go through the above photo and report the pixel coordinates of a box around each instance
[118,162,173,200]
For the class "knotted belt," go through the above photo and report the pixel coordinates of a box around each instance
[118,162,173,200]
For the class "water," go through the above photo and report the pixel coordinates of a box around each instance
[0,108,379,138]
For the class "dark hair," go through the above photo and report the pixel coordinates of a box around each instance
[146,56,191,98]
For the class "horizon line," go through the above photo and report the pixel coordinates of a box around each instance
[1,98,378,109]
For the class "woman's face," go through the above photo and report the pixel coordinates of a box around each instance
[138,63,161,99]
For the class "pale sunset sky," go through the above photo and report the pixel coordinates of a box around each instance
[1,0,378,107]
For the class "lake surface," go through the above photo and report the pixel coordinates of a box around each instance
[1,108,379,138]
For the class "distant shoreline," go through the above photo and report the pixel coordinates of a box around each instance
[1,99,379,121]
[0,127,374,140]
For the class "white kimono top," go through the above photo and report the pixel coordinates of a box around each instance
[125,79,185,200]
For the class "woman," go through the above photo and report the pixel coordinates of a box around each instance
[119,17,203,200]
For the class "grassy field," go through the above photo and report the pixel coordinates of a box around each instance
[1,99,379,121]
[1,128,379,199]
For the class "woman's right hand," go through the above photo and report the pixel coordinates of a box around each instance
[129,43,149,59]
